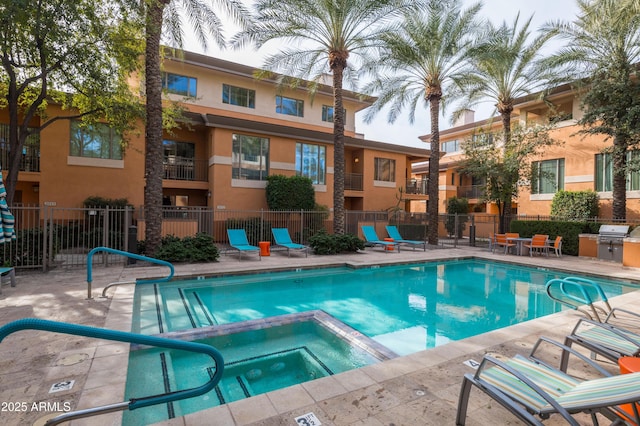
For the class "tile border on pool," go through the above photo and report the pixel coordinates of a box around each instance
[132,310,399,362]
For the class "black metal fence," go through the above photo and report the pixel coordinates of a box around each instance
[3,205,638,271]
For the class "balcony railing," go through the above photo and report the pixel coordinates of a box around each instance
[458,185,484,199]
[1,147,41,172]
[163,156,207,181]
[405,178,428,195]
[345,173,363,191]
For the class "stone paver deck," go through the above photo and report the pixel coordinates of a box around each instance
[0,246,639,426]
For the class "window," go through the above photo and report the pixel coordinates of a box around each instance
[232,134,269,180]
[595,151,640,191]
[322,105,346,124]
[471,133,494,147]
[222,84,255,108]
[70,121,122,160]
[162,72,197,97]
[531,158,564,194]
[374,158,396,182]
[441,140,460,153]
[295,143,326,184]
[276,95,304,117]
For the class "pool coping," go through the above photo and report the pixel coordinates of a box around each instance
[72,251,640,425]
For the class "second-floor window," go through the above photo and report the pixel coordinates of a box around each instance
[276,95,304,117]
[222,84,255,108]
[441,140,460,153]
[232,134,269,180]
[374,157,396,182]
[322,105,346,124]
[595,151,640,191]
[70,121,122,160]
[162,72,197,97]
[296,142,326,184]
[531,158,564,194]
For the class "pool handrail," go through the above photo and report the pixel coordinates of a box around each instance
[545,277,611,322]
[87,247,174,298]
[0,318,224,426]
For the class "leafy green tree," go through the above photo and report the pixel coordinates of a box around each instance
[461,123,557,233]
[265,175,315,210]
[457,13,559,219]
[363,0,482,245]
[0,0,144,205]
[142,0,249,255]
[544,0,640,220]
[234,0,412,234]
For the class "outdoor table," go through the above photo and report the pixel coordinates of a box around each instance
[506,237,532,256]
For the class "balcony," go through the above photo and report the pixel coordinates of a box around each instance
[345,173,363,191]
[457,185,484,199]
[163,156,207,181]
[405,178,428,195]
[1,147,41,172]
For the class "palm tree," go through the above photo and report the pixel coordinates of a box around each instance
[143,0,248,254]
[233,0,412,235]
[457,14,558,232]
[544,0,640,221]
[363,0,482,246]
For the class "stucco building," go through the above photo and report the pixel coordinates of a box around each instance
[415,85,640,219]
[1,50,430,214]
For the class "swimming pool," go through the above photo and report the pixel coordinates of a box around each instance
[125,258,639,423]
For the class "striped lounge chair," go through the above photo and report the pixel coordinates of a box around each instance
[561,317,640,370]
[457,337,640,425]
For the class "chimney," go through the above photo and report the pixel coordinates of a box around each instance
[454,109,475,127]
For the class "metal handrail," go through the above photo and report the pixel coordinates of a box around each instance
[101,280,137,298]
[545,277,612,322]
[87,247,174,299]
[0,318,224,426]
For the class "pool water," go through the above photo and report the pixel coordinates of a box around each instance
[124,318,382,425]
[125,259,639,422]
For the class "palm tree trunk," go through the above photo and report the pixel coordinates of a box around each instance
[332,63,346,235]
[612,138,627,220]
[501,111,513,228]
[427,96,441,246]
[143,0,169,255]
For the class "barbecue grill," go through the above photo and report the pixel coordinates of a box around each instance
[596,224,630,262]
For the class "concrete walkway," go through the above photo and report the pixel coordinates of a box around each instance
[0,246,639,426]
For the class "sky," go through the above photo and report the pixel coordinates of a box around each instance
[180,0,581,149]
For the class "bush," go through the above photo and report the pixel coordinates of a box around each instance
[153,233,219,263]
[551,190,599,219]
[266,175,315,210]
[308,229,365,255]
[509,220,601,256]
[445,197,469,237]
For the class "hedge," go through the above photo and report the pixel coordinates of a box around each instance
[509,220,601,256]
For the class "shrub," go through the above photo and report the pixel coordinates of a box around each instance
[265,175,315,211]
[308,229,365,255]
[153,233,219,263]
[509,220,601,256]
[550,190,599,220]
[445,197,469,237]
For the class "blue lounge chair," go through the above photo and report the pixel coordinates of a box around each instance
[227,229,261,260]
[272,228,309,257]
[361,225,400,252]
[385,225,427,251]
